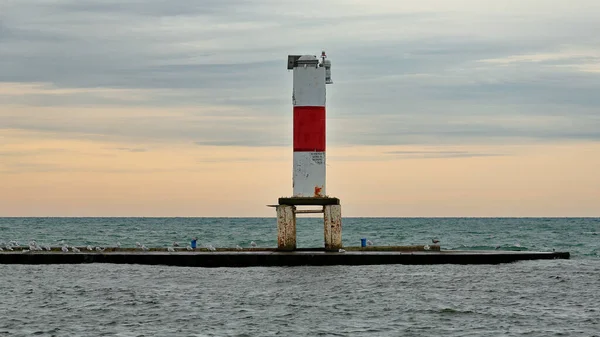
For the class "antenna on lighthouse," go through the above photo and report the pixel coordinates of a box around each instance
[321,50,333,84]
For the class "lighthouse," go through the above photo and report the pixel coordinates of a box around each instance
[288,51,333,197]
[270,51,341,252]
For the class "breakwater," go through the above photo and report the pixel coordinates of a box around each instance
[0,246,569,267]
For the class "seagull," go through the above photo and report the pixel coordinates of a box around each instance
[141,245,149,251]
[424,245,431,251]
[72,247,81,253]
[432,238,440,244]
[86,245,93,251]
[95,246,105,252]
[236,245,243,250]
[115,242,121,248]
[43,245,51,251]
[186,245,193,251]
[0,247,3,251]
[61,246,69,252]
[136,242,142,248]
[338,249,346,253]
[250,241,257,247]
[366,240,373,246]
[167,247,175,252]
[207,245,216,251]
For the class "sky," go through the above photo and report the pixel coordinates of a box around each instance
[1,0,599,217]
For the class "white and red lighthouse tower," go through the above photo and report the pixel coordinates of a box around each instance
[272,51,341,252]
[290,51,333,197]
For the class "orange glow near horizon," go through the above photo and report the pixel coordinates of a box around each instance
[1,128,599,217]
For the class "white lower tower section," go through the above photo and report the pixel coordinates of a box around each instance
[293,152,326,197]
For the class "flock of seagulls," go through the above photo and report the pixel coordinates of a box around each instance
[0,240,52,253]
[0,237,444,254]
[0,239,262,253]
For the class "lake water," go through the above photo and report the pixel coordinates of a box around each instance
[1,217,598,336]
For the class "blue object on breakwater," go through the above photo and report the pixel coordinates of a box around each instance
[361,238,367,247]
[191,239,197,249]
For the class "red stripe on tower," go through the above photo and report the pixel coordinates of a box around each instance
[293,106,326,152]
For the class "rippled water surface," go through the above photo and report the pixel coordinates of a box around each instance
[1,217,599,336]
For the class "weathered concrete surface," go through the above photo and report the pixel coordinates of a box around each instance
[323,205,342,251]
[276,205,296,251]
[0,250,569,267]
[344,245,441,252]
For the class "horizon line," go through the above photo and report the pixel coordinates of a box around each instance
[1,216,598,219]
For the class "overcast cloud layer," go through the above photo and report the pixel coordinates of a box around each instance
[1,0,600,147]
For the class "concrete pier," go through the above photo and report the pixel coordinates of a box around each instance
[323,205,342,251]
[0,247,569,267]
[276,205,296,251]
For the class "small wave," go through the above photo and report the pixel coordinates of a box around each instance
[439,308,475,315]
[448,244,529,251]
[410,307,477,316]
[583,248,600,257]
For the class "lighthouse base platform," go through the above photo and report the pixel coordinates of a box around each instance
[270,197,343,252]
[0,248,570,267]
[277,197,340,205]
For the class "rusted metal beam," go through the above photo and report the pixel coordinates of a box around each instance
[278,197,340,206]
[295,209,324,214]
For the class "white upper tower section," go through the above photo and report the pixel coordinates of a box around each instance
[292,55,326,107]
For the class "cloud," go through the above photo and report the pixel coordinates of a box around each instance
[478,49,599,66]
[0,148,69,157]
[0,162,66,174]
[384,150,506,159]
[114,147,147,153]
[194,139,287,147]
[1,0,600,147]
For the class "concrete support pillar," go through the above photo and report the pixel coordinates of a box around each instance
[323,205,342,251]
[277,205,296,251]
